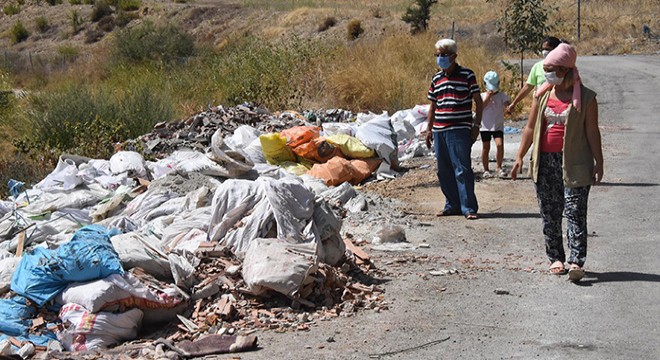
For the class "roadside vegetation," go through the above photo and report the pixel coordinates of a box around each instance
[0,0,658,195]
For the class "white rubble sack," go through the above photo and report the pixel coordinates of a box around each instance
[320,182,357,207]
[224,125,265,164]
[56,273,184,322]
[321,122,356,137]
[110,232,171,279]
[149,139,253,180]
[0,257,21,295]
[159,207,211,251]
[58,304,143,351]
[20,184,111,214]
[410,104,430,135]
[207,129,255,178]
[208,177,345,265]
[109,151,147,178]
[390,110,417,142]
[242,238,317,298]
[355,113,399,173]
[35,157,83,191]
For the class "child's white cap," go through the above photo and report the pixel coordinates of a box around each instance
[484,71,499,91]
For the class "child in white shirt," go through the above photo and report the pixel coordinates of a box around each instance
[480,71,510,178]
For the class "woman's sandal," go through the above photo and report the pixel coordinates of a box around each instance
[549,261,567,275]
[465,213,478,220]
[567,264,585,282]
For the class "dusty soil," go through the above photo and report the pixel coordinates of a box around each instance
[0,0,408,56]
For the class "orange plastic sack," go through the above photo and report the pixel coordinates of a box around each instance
[280,126,321,148]
[307,157,358,187]
[350,158,382,184]
[293,138,343,163]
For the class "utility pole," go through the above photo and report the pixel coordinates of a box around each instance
[577,0,581,41]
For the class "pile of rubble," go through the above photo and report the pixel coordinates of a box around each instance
[0,103,431,359]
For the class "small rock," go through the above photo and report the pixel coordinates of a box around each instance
[494,289,510,295]
[326,336,335,343]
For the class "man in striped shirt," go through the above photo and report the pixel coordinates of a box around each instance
[425,38,483,220]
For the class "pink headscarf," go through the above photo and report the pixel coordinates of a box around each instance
[535,43,582,111]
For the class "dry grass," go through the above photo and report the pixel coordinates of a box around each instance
[552,0,660,54]
[325,32,501,112]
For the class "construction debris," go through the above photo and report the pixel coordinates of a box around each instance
[0,103,433,358]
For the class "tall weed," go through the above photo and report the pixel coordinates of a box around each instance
[14,82,173,163]
[0,153,51,197]
[209,36,328,110]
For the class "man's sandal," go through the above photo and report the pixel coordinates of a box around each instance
[567,264,585,282]
[436,209,460,217]
[549,261,567,275]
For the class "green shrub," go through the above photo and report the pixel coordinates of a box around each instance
[318,16,336,32]
[14,83,173,162]
[3,3,20,16]
[10,21,29,44]
[119,84,173,136]
[117,0,140,11]
[70,10,83,34]
[347,19,364,40]
[69,0,82,4]
[401,0,437,34]
[45,0,63,5]
[0,153,51,198]
[113,21,195,64]
[210,36,324,110]
[35,16,50,33]
[57,45,80,58]
[115,10,139,28]
[90,1,113,22]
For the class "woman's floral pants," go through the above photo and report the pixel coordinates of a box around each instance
[534,152,591,267]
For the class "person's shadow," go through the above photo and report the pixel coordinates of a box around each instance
[480,212,541,219]
[575,271,660,286]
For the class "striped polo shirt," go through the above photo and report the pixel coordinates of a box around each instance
[427,65,480,132]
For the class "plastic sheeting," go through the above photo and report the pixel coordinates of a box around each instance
[355,113,399,174]
[208,177,344,265]
[11,225,124,307]
[0,297,56,346]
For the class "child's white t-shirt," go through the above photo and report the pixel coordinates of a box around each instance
[480,92,510,132]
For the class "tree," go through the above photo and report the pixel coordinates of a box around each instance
[494,0,554,86]
[402,0,438,35]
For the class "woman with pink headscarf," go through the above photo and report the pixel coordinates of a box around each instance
[511,43,604,282]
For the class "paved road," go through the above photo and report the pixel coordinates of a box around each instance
[232,54,660,360]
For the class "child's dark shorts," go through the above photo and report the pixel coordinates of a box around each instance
[480,131,504,142]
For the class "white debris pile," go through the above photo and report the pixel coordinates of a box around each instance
[0,103,433,358]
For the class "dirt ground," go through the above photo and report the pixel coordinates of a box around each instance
[225,54,660,360]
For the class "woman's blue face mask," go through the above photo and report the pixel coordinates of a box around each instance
[437,54,453,69]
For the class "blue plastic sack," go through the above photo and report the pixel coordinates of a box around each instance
[0,297,35,337]
[503,126,521,134]
[8,179,25,198]
[0,297,56,347]
[11,225,124,307]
